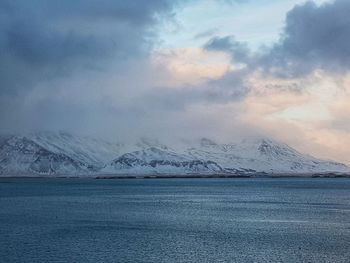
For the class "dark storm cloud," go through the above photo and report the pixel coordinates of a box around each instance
[205,0,350,77]
[0,0,179,95]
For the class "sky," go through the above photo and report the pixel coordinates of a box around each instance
[1,0,350,164]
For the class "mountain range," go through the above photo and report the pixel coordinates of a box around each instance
[0,132,348,177]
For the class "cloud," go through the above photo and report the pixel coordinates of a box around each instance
[205,0,350,77]
[153,47,230,85]
[260,0,350,77]
[0,0,180,96]
[204,36,251,64]
[0,0,189,137]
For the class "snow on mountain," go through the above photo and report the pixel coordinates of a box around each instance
[185,137,348,174]
[0,132,348,176]
[102,147,223,175]
[28,131,126,170]
[0,135,89,176]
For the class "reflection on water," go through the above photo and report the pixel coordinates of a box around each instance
[0,178,349,263]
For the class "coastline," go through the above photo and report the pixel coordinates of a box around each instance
[1,172,350,179]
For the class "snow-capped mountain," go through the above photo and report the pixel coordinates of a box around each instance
[184,138,348,174]
[0,132,348,176]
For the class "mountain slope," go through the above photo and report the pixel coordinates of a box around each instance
[185,138,348,174]
[0,135,89,176]
[28,131,126,169]
[103,147,223,175]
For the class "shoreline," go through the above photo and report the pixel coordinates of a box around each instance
[1,173,350,180]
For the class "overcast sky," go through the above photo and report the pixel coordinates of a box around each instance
[1,0,350,164]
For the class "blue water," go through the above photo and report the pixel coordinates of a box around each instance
[0,178,349,263]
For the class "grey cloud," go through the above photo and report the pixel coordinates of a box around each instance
[0,0,191,137]
[0,0,179,95]
[283,0,350,66]
[205,0,350,78]
[259,0,350,77]
[204,36,251,64]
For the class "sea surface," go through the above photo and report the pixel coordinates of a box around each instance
[0,178,349,263]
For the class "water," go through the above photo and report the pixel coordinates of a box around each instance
[0,178,349,263]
